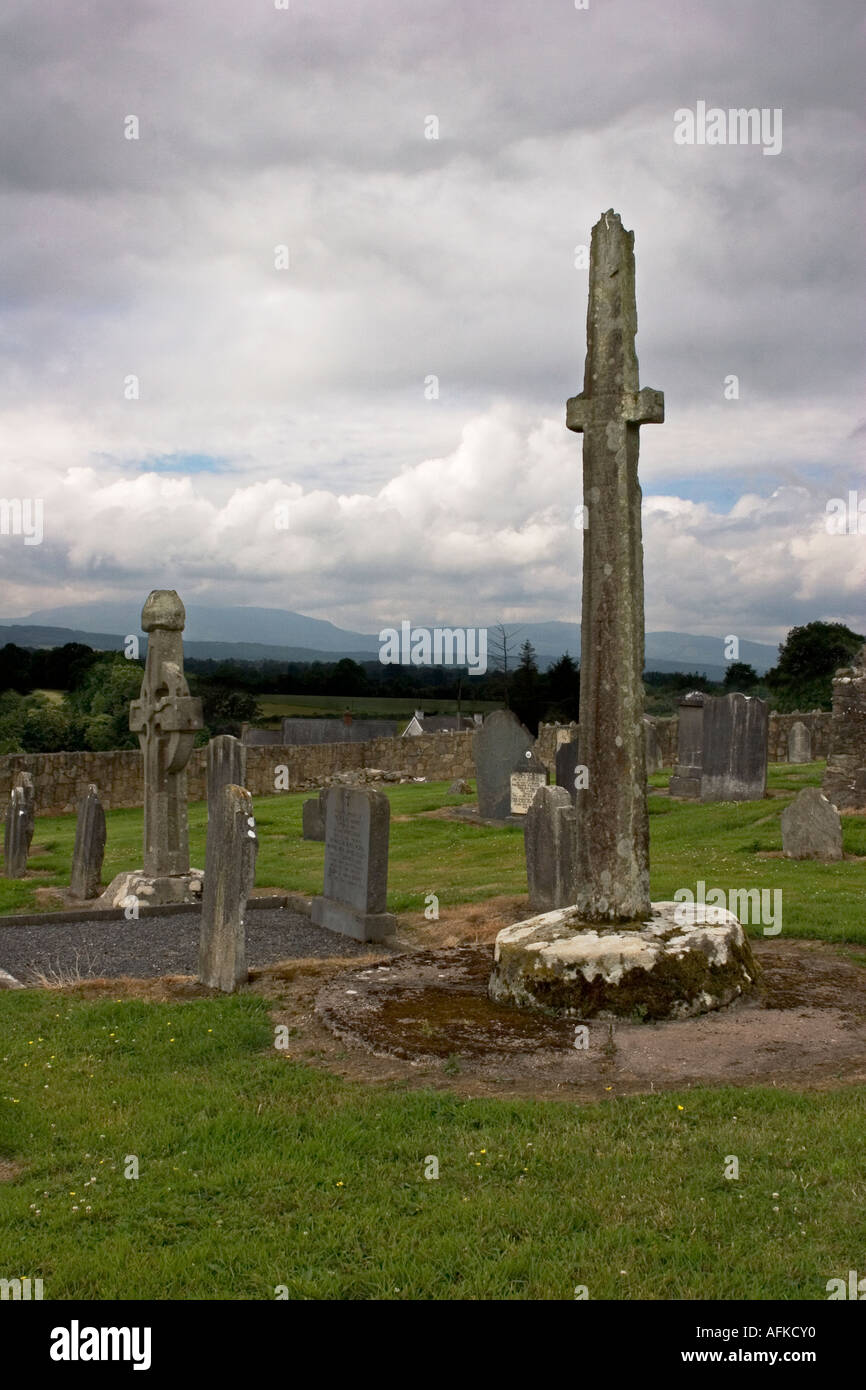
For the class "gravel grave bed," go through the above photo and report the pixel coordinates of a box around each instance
[0,906,374,984]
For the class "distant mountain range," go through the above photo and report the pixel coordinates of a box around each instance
[0,604,780,678]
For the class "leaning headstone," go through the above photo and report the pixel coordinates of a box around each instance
[199,784,258,992]
[700,693,768,803]
[669,692,705,798]
[3,786,29,878]
[302,790,326,841]
[781,787,842,862]
[555,736,580,805]
[787,721,812,763]
[644,717,663,774]
[473,710,534,820]
[311,786,396,942]
[822,645,866,810]
[69,785,106,900]
[13,772,35,856]
[510,749,549,816]
[448,778,472,794]
[207,735,246,821]
[525,785,575,912]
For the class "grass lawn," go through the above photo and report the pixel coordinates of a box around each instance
[1,991,864,1300]
[256,693,499,725]
[5,761,866,941]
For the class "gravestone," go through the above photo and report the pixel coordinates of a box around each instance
[822,645,866,810]
[781,787,842,861]
[302,789,326,841]
[69,785,106,900]
[525,785,575,912]
[700,693,768,803]
[311,787,396,942]
[555,736,580,805]
[787,721,812,763]
[14,772,35,856]
[473,709,534,821]
[3,786,29,878]
[510,749,548,815]
[199,784,258,992]
[668,692,705,798]
[98,590,204,907]
[644,717,663,774]
[207,736,246,821]
[489,210,759,1019]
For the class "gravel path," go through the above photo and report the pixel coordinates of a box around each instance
[0,906,377,984]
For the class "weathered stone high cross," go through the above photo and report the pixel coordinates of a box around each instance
[130,590,203,878]
[566,210,664,921]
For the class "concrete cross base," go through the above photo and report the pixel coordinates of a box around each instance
[489,902,760,1021]
[97,868,204,910]
[310,896,396,944]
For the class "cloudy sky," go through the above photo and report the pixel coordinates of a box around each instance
[1,0,863,644]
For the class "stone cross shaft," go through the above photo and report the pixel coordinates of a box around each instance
[130,590,203,877]
[566,210,663,921]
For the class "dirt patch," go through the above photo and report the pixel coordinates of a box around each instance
[309,938,866,1100]
[398,895,529,948]
[0,1159,25,1181]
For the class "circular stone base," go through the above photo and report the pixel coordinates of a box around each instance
[489,901,761,1021]
[96,869,204,910]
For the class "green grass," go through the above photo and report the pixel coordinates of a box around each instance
[256,693,499,725]
[7,761,866,941]
[1,991,864,1299]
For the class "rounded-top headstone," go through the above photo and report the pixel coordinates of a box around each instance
[141,589,186,632]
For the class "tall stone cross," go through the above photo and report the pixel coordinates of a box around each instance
[566,210,664,921]
[130,590,203,878]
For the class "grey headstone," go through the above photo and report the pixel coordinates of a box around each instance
[700,693,768,803]
[781,787,842,861]
[310,786,396,942]
[3,786,29,878]
[510,749,549,815]
[555,737,580,805]
[822,645,866,810]
[669,692,705,799]
[302,790,326,841]
[207,735,246,821]
[566,210,663,920]
[787,721,812,763]
[525,785,576,912]
[644,717,663,775]
[199,783,258,992]
[472,710,534,821]
[13,772,35,856]
[69,785,106,900]
[448,779,472,794]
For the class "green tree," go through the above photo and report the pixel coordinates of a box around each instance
[544,652,580,722]
[722,661,758,691]
[511,640,543,733]
[766,621,865,711]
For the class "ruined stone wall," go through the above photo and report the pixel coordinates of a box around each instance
[0,731,477,817]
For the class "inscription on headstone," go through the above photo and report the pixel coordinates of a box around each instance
[510,750,548,815]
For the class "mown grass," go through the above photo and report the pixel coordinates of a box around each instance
[5,762,865,942]
[256,693,498,724]
[1,991,864,1300]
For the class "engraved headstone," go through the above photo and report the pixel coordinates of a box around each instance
[781,787,842,861]
[473,710,534,821]
[207,735,246,821]
[311,786,396,942]
[700,692,768,803]
[3,786,29,878]
[199,784,257,992]
[69,785,106,900]
[787,721,812,764]
[822,645,866,810]
[668,692,705,799]
[510,749,548,816]
[565,209,663,919]
[525,785,576,912]
[302,789,326,841]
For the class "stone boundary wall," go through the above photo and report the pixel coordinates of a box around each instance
[0,731,477,817]
[538,710,832,771]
